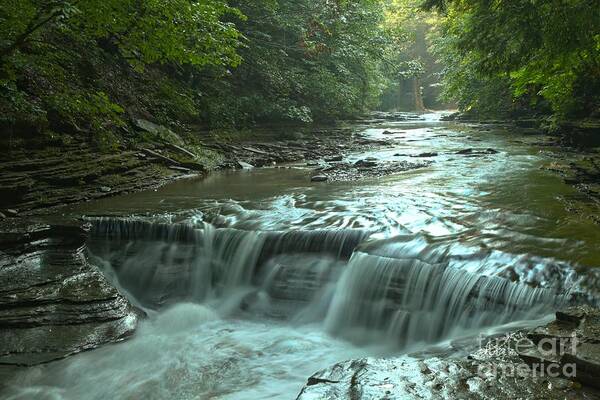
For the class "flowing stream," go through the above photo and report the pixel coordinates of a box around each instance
[4,113,600,399]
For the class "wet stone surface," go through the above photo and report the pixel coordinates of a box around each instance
[310,159,432,182]
[0,220,140,366]
[298,310,600,399]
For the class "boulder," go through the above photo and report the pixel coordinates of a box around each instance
[354,160,378,168]
[133,119,185,146]
[0,221,140,365]
[521,306,600,390]
[325,155,344,162]
[456,148,474,155]
[456,148,499,156]
[238,161,255,169]
[414,152,439,158]
[311,175,328,182]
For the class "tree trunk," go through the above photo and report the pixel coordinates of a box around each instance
[413,77,425,112]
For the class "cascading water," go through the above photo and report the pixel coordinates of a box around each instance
[5,113,599,400]
[87,217,570,347]
[324,252,567,346]
[87,218,370,309]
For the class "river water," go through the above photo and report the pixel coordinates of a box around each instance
[4,113,600,399]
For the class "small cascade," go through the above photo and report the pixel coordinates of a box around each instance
[88,218,369,309]
[88,217,572,348]
[90,218,202,243]
[324,251,567,346]
[243,254,345,320]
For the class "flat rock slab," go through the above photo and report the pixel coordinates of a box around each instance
[524,306,600,390]
[0,221,140,366]
[297,355,588,400]
[313,160,432,182]
[299,309,600,399]
[0,144,189,214]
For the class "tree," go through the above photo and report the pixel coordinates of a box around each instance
[0,0,243,138]
[197,0,391,125]
[429,0,600,119]
[379,0,444,111]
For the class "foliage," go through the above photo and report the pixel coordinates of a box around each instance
[0,0,409,144]
[2,0,597,150]
[378,0,448,111]
[197,0,391,125]
[429,0,600,119]
[0,0,243,143]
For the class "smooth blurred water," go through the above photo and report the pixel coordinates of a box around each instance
[68,114,600,265]
[6,113,599,399]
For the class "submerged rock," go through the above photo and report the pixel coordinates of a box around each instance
[0,221,140,365]
[311,175,329,182]
[298,309,600,399]
[238,161,255,169]
[456,148,500,156]
[413,152,439,158]
[520,306,600,390]
[457,148,474,155]
[354,159,378,168]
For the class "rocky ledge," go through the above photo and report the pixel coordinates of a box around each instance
[0,124,393,215]
[297,307,600,399]
[309,158,432,182]
[0,221,140,366]
[0,143,204,215]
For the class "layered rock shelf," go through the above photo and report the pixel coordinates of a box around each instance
[297,308,600,399]
[0,221,140,366]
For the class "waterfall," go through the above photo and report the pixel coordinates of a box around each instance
[88,217,570,347]
[324,252,567,346]
[88,218,369,309]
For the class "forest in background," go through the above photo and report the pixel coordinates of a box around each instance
[1,0,598,150]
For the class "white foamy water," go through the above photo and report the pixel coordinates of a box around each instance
[6,112,598,399]
[3,304,370,400]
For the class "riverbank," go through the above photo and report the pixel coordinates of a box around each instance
[2,112,598,220]
[2,112,600,399]
[298,306,600,399]
[0,114,430,216]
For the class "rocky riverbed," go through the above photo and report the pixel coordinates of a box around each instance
[0,119,406,216]
[298,307,600,399]
[1,112,600,399]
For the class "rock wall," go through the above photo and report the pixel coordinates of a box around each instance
[0,221,140,366]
